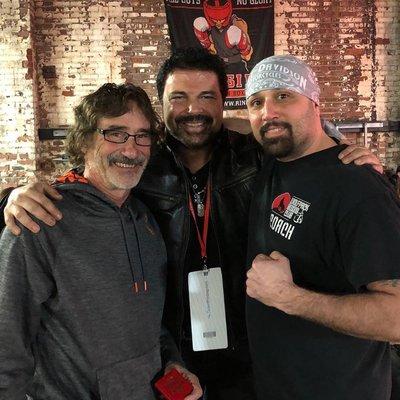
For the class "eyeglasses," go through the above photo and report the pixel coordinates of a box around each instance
[98,129,153,146]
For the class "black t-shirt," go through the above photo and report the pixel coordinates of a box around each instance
[247,145,400,400]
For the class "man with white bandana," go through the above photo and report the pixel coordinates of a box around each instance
[245,55,400,400]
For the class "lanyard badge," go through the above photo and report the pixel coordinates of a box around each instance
[188,180,228,351]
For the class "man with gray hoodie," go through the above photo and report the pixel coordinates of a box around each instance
[0,83,202,400]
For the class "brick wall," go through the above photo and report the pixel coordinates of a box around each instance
[33,0,170,181]
[0,0,39,189]
[0,0,399,190]
[274,0,400,166]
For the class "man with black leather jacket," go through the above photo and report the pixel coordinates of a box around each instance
[137,134,261,399]
[135,48,262,399]
[0,48,385,399]
[119,48,383,398]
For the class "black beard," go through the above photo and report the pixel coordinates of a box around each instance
[260,121,295,158]
[169,114,217,150]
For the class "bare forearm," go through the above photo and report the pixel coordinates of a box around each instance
[247,253,400,342]
[284,286,400,342]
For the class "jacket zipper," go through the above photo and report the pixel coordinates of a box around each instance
[176,157,191,348]
[209,158,237,351]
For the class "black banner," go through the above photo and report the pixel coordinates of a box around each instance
[164,0,274,110]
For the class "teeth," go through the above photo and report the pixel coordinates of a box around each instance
[185,122,204,126]
[115,162,137,168]
[267,127,284,134]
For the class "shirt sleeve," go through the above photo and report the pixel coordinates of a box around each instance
[337,190,400,289]
[0,227,54,398]
[0,191,11,233]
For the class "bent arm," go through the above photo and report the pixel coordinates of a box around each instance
[160,327,203,399]
[247,254,400,343]
[247,192,400,343]
[2,182,62,235]
[320,120,383,173]
[338,144,383,173]
[294,190,400,342]
[282,279,400,343]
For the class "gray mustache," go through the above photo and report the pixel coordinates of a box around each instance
[108,155,146,166]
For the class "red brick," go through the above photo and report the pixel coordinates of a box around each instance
[0,0,399,190]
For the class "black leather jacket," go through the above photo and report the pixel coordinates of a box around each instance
[134,128,262,353]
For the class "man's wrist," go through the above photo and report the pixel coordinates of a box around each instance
[282,284,321,316]
[273,282,303,315]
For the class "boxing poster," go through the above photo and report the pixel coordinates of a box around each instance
[163,0,274,110]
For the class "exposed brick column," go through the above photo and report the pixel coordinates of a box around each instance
[275,0,399,167]
[118,1,171,111]
[32,1,171,180]
[0,0,39,190]
[373,0,400,166]
[0,0,398,188]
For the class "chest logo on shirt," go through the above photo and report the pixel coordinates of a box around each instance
[269,192,311,240]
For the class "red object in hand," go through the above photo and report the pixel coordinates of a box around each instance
[155,368,194,400]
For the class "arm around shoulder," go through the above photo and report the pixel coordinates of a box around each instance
[3,181,63,236]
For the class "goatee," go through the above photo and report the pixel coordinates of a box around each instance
[260,121,294,158]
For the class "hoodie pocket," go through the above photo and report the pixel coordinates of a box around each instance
[96,345,161,400]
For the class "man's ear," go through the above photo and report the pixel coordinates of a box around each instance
[313,102,320,117]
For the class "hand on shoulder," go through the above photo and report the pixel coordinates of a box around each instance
[4,180,63,235]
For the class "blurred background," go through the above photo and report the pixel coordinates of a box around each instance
[0,0,399,191]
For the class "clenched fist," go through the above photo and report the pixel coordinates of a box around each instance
[246,251,298,313]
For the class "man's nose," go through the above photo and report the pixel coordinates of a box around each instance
[262,99,280,121]
[120,136,141,156]
[187,98,204,114]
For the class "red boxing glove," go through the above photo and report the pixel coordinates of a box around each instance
[193,17,213,50]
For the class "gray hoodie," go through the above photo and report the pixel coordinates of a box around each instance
[0,182,167,400]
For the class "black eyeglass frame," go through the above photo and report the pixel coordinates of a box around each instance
[97,128,153,146]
